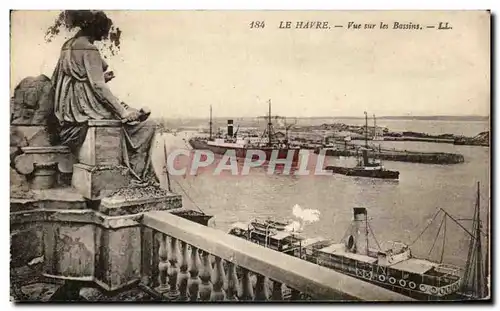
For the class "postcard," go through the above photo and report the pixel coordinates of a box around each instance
[10,10,490,302]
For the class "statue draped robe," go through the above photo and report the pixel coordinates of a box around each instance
[52,36,159,183]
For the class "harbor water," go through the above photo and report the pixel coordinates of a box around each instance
[155,120,489,270]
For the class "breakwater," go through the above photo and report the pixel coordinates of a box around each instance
[352,136,455,144]
[314,148,465,164]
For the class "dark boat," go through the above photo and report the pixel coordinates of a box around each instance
[189,100,300,163]
[170,209,213,226]
[325,112,399,180]
[325,148,400,180]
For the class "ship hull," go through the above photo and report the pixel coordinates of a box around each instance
[301,254,462,301]
[325,166,400,180]
[229,229,461,300]
[189,138,300,163]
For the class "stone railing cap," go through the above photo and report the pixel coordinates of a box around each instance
[142,211,415,302]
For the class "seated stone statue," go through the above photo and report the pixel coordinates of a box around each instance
[51,11,159,184]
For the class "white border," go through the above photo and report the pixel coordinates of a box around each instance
[2,1,497,310]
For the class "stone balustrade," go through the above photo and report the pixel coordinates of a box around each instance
[140,211,414,302]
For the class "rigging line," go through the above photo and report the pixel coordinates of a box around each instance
[455,219,488,237]
[439,208,478,238]
[171,177,205,214]
[409,207,441,246]
[440,216,447,263]
[340,224,352,242]
[368,222,382,251]
[427,214,445,259]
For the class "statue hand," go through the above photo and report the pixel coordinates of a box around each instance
[122,108,141,122]
[120,105,151,125]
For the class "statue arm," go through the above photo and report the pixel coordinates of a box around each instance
[83,49,127,118]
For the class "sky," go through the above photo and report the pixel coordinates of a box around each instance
[10,10,490,119]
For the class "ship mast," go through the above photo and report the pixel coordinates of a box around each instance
[474,182,485,297]
[461,182,487,298]
[364,111,368,148]
[373,114,377,140]
[163,140,172,192]
[267,99,273,147]
[209,105,213,140]
[485,185,490,297]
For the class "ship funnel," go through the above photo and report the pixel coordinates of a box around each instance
[227,120,234,137]
[353,207,369,255]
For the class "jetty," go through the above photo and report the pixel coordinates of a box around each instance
[315,147,464,164]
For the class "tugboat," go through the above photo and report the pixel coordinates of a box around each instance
[188,100,300,163]
[170,209,213,226]
[324,112,399,180]
[325,147,400,180]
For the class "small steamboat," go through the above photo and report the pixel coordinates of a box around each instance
[325,112,399,180]
[325,148,400,180]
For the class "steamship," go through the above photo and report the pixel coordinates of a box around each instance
[229,196,489,301]
[188,100,300,163]
[302,208,463,300]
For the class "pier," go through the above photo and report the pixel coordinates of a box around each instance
[315,147,465,165]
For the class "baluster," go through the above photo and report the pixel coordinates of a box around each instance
[164,236,179,300]
[290,288,301,301]
[226,262,239,301]
[210,256,226,301]
[240,268,254,301]
[271,280,283,301]
[187,245,201,301]
[177,241,189,301]
[156,233,169,294]
[254,274,268,301]
[199,250,213,301]
[140,227,154,287]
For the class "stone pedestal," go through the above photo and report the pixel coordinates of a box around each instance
[99,186,183,216]
[11,186,183,293]
[94,186,182,290]
[72,120,131,200]
[78,120,123,166]
[72,164,131,200]
[94,225,142,291]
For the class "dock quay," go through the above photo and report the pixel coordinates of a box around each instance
[315,148,465,164]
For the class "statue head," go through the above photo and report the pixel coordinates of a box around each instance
[46,10,122,56]
[69,10,113,42]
